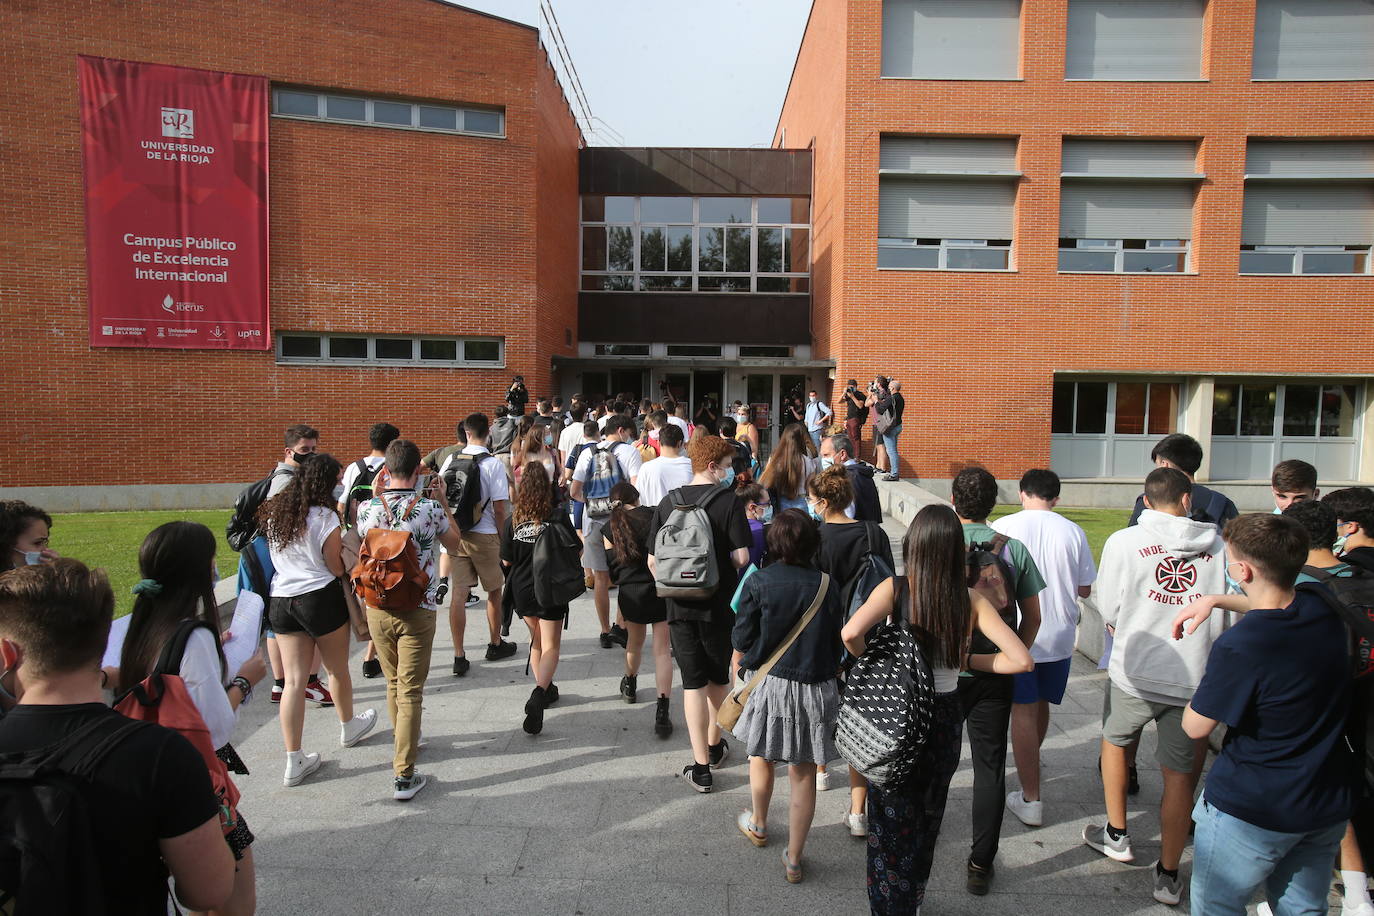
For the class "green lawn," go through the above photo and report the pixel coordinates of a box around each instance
[988,505,1130,564]
[49,510,235,618]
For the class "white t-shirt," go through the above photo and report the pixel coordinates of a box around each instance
[557,422,588,464]
[666,416,691,437]
[180,626,237,749]
[572,441,643,533]
[455,445,510,535]
[338,455,385,505]
[992,508,1097,663]
[268,505,342,598]
[636,454,694,512]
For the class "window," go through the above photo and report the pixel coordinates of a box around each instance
[1113,382,1180,434]
[1059,239,1190,272]
[881,0,1021,79]
[739,346,794,358]
[878,137,1018,270]
[1212,384,1277,437]
[1241,141,1374,273]
[666,345,722,358]
[272,89,504,138]
[1052,380,1178,435]
[1252,0,1374,81]
[277,334,503,367]
[579,196,810,293]
[1065,0,1205,80]
[593,344,651,356]
[1214,383,1358,439]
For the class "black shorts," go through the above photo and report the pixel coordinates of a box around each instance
[669,616,733,689]
[268,578,349,639]
[516,603,568,622]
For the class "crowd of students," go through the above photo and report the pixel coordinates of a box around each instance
[0,395,1370,914]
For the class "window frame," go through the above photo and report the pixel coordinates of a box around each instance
[876,237,1013,271]
[271,88,506,139]
[1056,238,1192,274]
[1239,244,1373,276]
[1212,382,1360,441]
[276,333,505,368]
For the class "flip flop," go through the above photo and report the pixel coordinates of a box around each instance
[736,811,768,847]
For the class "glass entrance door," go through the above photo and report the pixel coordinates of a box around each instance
[745,374,776,462]
[692,370,724,431]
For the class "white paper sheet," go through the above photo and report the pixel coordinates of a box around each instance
[221,590,265,676]
[102,615,132,669]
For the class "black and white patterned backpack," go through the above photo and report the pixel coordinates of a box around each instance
[834,617,935,788]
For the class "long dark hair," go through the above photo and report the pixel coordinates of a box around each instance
[760,423,814,499]
[257,453,342,549]
[119,521,224,687]
[903,504,972,669]
[606,482,643,563]
[513,461,554,526]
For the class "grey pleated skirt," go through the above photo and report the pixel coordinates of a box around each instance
[729,672,841,766]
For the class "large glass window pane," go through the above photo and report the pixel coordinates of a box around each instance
[665,227,693,272]
[726,227,752,273]
[1302,252,1367,274]
[418,106,458,130]
[606,227,634,272]
[372,101,413,126]
[594,275,634,292]
[878,245,940,269]
[1147,384,1180,435]
[640,227,666,271]
[581,227,607,271]
[640,197,693,222]
[1282,385,1320,437]
[698,227,724,272]
[698,277,750,292]
[1052,382,1075,434]
[700,198,752,223]
[639,275,691,291]
[1059,249,1115,271]
[1240,385,1277,437]
[463,109,502,134]
[757,228,783,273]
[581,196,606,222]
[1115,382,1147,435]
[947,247,1009,270]
[276,91,320,117]
[786,228,809,272]
[280,335,320,358]
[757,198,793,224]
[329,337,367,359]
[1239,251,1294,274]
[1076,383,1109,434]
[1212,384,1239,436]
[375,338,413,361]
[464,340,501,362]
[603,197,634,223]
[326,96,366,121]
[420,339,458,361]
[1321,385,1358,438]
[1122,250,1186,273]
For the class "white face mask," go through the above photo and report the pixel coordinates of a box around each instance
[21,552,42,566]
[735,413,748,423]
[808,397,817,404]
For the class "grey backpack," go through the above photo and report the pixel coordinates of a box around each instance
[653,487,728,599]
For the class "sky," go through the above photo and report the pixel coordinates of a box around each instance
[451,0,813,147]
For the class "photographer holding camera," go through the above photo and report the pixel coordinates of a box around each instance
[842,378,868,455]
[868,377,902,480]
[506,376,529,416]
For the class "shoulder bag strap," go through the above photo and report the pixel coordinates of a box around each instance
[154,619,214,677]
[734,573,831,707]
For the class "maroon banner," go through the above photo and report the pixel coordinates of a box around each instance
[78,56,269,350]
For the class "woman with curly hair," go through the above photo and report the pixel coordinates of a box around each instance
[760,423,819,513]
[257,453,376,786]
[0,499,57,573]
[500,460,580,735]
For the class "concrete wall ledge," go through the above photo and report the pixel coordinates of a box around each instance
[0,484,247,513]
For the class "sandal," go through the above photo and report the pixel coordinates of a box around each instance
[782,851,803,884]
[736,811,768,847]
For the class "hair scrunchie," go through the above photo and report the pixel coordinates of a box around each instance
[608,499,622,510]
[132,578,164,596]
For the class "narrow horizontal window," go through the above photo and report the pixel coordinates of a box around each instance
[277,334,503,368]
[593,344,651,356]
[272,89,504,139]
[666,345,723,358]
[739,346,793,358]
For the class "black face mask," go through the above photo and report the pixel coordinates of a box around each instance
[292,451,314,464]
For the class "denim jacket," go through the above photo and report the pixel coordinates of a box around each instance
[732,563,843,684]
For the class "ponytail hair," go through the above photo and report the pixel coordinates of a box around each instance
[607,482,643,563]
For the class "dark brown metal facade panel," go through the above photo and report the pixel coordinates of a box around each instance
[578,293,811,345]
[580,148,812,197]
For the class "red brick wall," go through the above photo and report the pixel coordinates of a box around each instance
[778,0,1374,478]
[1,0,579,486]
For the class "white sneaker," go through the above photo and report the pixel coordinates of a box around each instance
[1256,903,1273,916]
[846,812,868,837]
[283,752,321,787]
[393,770,429,801]
[816,769,832,792]
[340,709,378,747]
[1006,790,1043,827]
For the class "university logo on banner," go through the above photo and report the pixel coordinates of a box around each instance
[78,56,270,350]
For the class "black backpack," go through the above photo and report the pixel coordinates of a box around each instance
[966,534,1019,660]
[533,517,586,608]
[343,459,384,529]
[844,523,895,624]
[226,467,294,552]
[438,452,488,532]
[0,714,151,914]
[1303,566,1374,679]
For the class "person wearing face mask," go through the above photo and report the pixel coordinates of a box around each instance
[0,500,58,573]
[647,435,753,794]
[803,390,832,452]
[512,424,561,494]
[737,483,772,570]
[731,402,760,459]
[819,434,882,524]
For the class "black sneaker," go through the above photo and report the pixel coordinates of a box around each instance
[361,658,382,679]
[1128,765,1141,796]
[620,675,638,703]
[654,696,673,738]
[464,592,482,608]
[967,860,994,896]
[452,656,470,677]
[608,624,629,648]
[434,577,449,606]
[682,762,712,793]
[485,640,517,661]
[522,686,546,735]
[599,631,614,649]
[708,738,730,768]
[544,683,559,705]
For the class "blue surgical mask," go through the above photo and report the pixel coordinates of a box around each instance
[720,466,736,489]
[21,551,43,566]
[806,499,823,522]
[761,504,774,524]
[820,456,834,470]
[544,433,554,446]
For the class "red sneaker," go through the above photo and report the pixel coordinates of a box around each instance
[304,678,334,708]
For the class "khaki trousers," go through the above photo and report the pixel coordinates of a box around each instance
[365,605,436,779]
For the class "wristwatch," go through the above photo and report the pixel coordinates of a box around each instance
[229,676,253,704]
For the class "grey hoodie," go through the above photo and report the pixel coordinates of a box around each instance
[1097,509,1229,705]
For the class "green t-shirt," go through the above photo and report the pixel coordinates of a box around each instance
[962,522,1047,600]
[1296,562,1353,585]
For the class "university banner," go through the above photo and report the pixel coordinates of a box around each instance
[78,56,269,349]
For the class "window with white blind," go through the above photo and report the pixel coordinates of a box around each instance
[1241,140,1374,274]
[1252,0,1374,80]
[878,137,1019,270]
[881,0,1021,79]
[1058,140,1200,272]
[1065,0,1206,80]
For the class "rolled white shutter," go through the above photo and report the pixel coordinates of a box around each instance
[880,137,1018,173]
[1241,184,1374,245]
[882,0,1021,79]
[879,178,1016,239]
[1252,0,1374,80]
[1062,139,1199,176]
[1246,141,1374,178]
[1060,182,1196,238]
[1065,0,1205,80]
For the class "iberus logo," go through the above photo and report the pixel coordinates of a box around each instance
[1155,557,1197,594]
[161,107,194,138]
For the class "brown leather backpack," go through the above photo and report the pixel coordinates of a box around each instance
[351,493,429,610]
